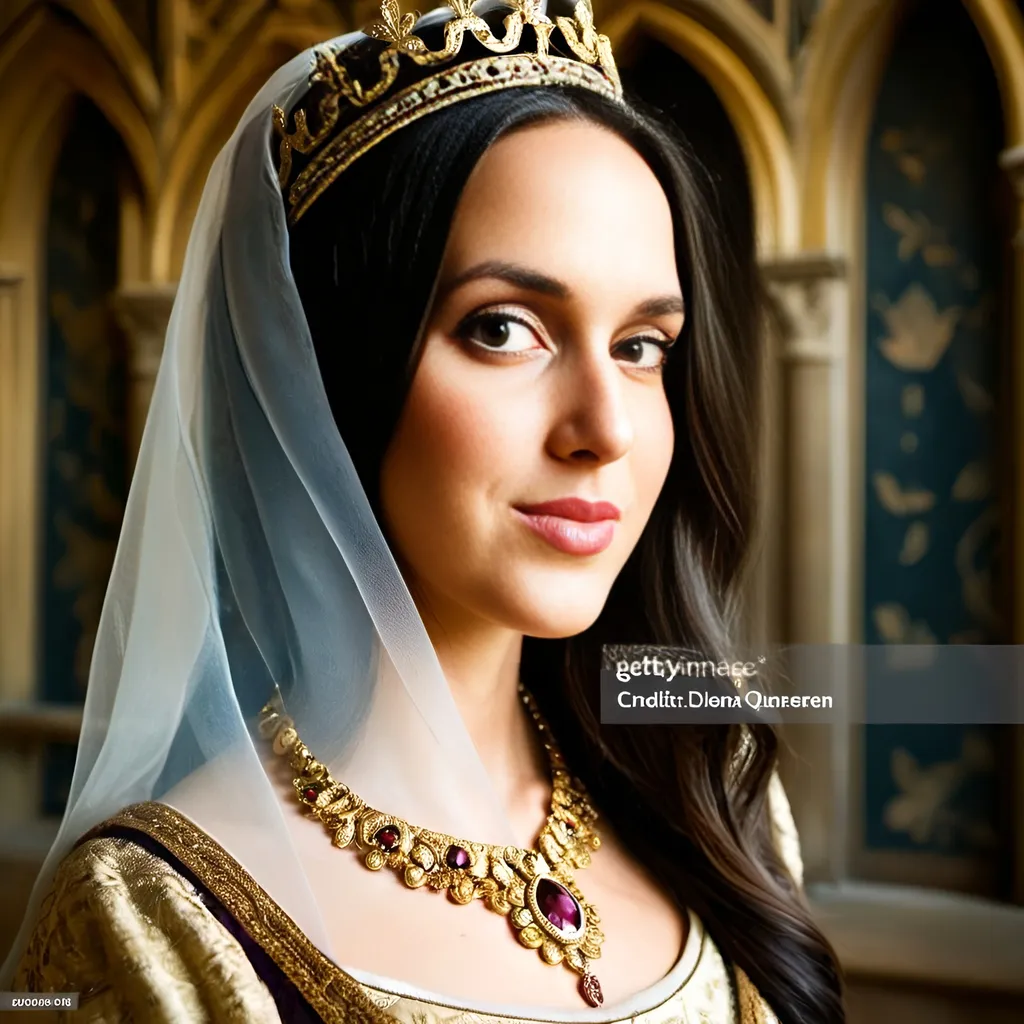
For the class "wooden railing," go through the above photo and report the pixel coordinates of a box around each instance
[0,701,83,746]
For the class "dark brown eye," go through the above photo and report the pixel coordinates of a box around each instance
[615,336,672,369]
[456,311,542,353]
[472,314,513,347]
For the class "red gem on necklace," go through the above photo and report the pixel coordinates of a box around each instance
[375,826,400,851]
[445,845,470,869]
[580,973,603,1007]
[302,787,318,802]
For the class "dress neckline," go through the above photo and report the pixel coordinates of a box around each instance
[341,908,705,1022]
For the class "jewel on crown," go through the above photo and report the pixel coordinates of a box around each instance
[324,0,618,108]
[272,0,621,223]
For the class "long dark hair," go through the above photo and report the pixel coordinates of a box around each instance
[285,79,844,1024]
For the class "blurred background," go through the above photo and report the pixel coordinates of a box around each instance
[0,0,1022,1020]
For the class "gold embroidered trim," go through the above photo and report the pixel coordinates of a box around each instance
[279,52,618,225]
[734,963,777,1024]
[78,802,397,1024]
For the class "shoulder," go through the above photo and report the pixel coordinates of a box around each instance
[732,731,804,889]
[767,768,804,888]
[16,802,397,1024]
[664,917,780,1024]
[13,812,284,1022]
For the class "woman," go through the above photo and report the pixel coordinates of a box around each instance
[3,0,844,1020]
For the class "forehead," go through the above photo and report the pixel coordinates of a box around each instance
[441,120,680,297]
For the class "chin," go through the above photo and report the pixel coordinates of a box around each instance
[490,573,614,639]
[509,612,603,640]
[524,618,602,640]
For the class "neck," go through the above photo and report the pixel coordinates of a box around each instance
[418,594,551,843]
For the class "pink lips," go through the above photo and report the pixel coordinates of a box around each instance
[512,498,621,556]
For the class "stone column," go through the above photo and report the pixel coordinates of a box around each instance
[112,284,177,467]
[760,252,848,641]
[759,251,850,884]
[998,144,1024,905]
[0,267,32,704]
[0,265,43,825]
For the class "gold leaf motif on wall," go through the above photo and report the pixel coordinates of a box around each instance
[883,204,929,260]
[957,371,993,415]
[884,747,962,844]
[883,733,997,848]
[901,384,924,418]
[898,521,929,565]
[872,472,936,515]
[872,284,961,371]
[879,126,945,185]
[882,205,958,265]
[897,154,926,184]
[955,506,1000,636]
[922,244,958,266]
[951,461,990,501]
[872,603,937,644]
[880,129,926,183]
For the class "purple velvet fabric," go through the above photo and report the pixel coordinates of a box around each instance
[101,826,325,1023]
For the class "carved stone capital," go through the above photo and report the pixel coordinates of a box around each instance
[760,252,846,362]
[112,284,177,462]
[0,265,24,288]
[112,284,177,381]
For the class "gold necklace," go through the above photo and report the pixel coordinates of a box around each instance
[258,685,606,1006]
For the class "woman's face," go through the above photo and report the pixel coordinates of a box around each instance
[380,120,683,639]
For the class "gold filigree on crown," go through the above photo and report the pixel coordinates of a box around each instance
[273,0,622,224]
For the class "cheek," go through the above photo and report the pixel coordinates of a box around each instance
[632,395,675,509]
[380,355,530,534]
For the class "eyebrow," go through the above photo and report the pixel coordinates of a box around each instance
[438,259,685,320]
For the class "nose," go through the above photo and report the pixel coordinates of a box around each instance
[545,344,634,465]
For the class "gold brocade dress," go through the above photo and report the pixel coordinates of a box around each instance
[14,782,802,1024]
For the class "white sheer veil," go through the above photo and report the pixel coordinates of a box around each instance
[2,2,526,984]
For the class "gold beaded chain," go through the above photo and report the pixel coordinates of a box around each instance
[258,684,607,1006]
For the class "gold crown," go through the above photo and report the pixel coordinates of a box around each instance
[273,0,622,224]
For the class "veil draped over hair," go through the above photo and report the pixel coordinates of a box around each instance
[2,3,526,984]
